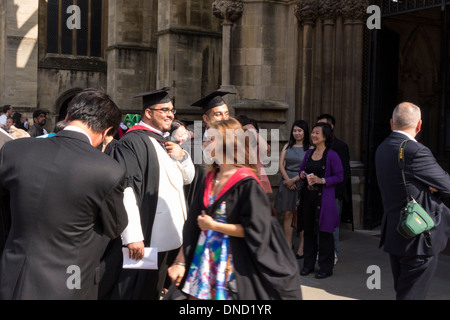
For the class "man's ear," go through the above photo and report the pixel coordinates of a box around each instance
[416,119,422,134]
[101,127,113,141]
[390,118,394,131]
[202,114,209,125]
[144,108,152,120]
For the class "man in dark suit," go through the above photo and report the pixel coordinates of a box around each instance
[376,102,450,300]
[0,89,128,300]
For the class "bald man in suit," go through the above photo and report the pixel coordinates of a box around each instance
[376,102,450,300]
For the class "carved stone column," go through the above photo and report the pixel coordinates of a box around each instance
[319,0,340,115]
[213,0,243,89]
[339,0,368,229]
[295,0,319,122]
[340,0,368,160]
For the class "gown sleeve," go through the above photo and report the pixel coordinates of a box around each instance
[98,174,129,240]
[112,135,147,245]
[233,180,302,300]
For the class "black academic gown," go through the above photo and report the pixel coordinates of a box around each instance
[180,136,207,212]
[181,168,302,300]
[102,126,168,300]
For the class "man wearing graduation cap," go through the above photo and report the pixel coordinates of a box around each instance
[191,89,234,129]
[102,87,195,300]
[180,90,234,212]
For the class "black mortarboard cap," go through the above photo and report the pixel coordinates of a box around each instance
[134,87,172,108]
[191,90,234,113]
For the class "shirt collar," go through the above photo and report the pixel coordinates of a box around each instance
[393,130,417,142]
[138,121,170,138]
[63,125,93,145]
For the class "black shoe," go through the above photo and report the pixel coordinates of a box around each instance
[300,268,314,276]
[315,271,332,279]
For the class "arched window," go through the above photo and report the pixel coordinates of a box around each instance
[46,0,104,57]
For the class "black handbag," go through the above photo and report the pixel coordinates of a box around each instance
[396,140,434,239]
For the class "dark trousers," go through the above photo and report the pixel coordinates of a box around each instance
[389,254,438,300]
[302,189,335,274]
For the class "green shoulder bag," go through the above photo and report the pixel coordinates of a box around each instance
[396,140,435,239]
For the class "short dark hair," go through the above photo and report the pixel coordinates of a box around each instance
[236,115,260,132]
[312,122,333,148]
[33,109,47,120]
[67,89,122,134]
[317,113,336,127]
[2,105,12,114]
[53,120,67,134]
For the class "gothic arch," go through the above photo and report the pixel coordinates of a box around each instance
[399,25,440,149]
[399,25,439,102]
[56,88,83,121]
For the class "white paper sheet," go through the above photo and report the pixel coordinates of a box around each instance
[0,127,13,149]
[122,247,158,270]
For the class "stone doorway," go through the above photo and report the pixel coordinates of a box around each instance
[56,88,82,122]
[364,4,450,228]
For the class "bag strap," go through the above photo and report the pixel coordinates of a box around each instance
[398,140,412,201]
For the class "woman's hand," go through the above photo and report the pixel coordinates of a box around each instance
[307,174,325,186]
[284,177,298,190]
[300,171,307,179]
[168,263,185,286]
[197,211,216,231]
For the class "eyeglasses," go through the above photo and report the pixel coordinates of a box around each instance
[149,108,176,115]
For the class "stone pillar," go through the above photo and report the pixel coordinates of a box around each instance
[155,0,222,115]
[212,0,243,102]
[341,0,368,160]
[319,0,340,115]
[107,0,156,113]
[340,0,368,230]
[294,0,318,123]
[0,0,39,108]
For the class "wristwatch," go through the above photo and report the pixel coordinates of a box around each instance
[322,178,326,185]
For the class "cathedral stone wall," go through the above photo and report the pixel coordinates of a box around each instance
[107,0,157,113]
[0,0,369,228]
[0,0,39,110]
[156,0,222,116]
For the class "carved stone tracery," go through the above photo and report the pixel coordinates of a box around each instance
[340,0,369,21]
[212,0,244,23]
[294,0,369,23]
[318,0,341,21]
[294,0,319,23]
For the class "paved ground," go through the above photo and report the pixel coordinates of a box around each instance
[295,227,450,300]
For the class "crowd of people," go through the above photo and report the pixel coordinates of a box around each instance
[0,89,449,301]
[0,105,52,139]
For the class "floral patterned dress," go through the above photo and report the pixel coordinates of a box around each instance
[182,195,235,300]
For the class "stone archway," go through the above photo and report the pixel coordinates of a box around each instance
[398,25,440,150]
[56,88,83,122]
